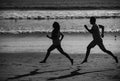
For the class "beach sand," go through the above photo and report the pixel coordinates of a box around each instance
[0,33,120,81]
[0,53,120,81]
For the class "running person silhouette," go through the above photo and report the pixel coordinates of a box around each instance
[81,17,118,64]
[40,22,73,65]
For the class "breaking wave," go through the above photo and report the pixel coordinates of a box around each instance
[0,10,120,19]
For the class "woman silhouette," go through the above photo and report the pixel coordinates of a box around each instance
[40,22,73,65]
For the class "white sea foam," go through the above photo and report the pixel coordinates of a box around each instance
[0,10,120,19]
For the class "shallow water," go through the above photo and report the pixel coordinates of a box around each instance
[0,33,120,54]
[0,18,120,33]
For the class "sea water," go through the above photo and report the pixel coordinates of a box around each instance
[0,10,120,33]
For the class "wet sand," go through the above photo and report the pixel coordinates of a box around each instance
[0,32,120,54]
[0,33,120,81]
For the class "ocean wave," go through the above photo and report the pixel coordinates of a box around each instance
[0,10,120,35]
[0,10,120,20]
[2,16,120,20]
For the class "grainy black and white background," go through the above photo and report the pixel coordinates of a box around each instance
[0,0,120,81]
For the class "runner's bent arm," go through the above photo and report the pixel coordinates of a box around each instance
[46,35,52,39]
[60,33,64,41]
[99,25,104,38]
[84,25,92,33]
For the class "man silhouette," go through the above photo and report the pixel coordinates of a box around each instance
[81,17,118,64]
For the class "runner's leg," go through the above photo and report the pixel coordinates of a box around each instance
[40,45,56,63]
[81,40,96,64]
[57,45,73,65]
[98,42,118,63]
